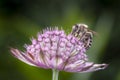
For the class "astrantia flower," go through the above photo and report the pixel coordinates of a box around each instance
[10,24,107,80]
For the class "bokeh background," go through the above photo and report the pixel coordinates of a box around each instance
[0,0,120,80]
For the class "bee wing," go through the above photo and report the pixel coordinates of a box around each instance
[80,32,93,50]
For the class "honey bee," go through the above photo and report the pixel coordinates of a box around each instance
[71,24,96,50]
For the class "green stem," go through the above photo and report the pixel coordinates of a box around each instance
[52,69,59,80]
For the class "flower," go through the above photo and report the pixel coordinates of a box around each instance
[10,27,107,73]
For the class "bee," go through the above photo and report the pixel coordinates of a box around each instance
[71,24,96,50]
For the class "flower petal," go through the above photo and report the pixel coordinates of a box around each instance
[10,48,36,66]
[64,61,108,73]
[64,60,86,72]
[78,63,108,73]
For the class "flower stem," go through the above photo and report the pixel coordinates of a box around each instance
[52,69,59,80]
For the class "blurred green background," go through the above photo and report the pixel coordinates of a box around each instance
[0,0,120,80]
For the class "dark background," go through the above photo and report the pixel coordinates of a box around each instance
[0,0,120,80]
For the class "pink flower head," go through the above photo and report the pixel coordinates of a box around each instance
[10,27,107,73]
